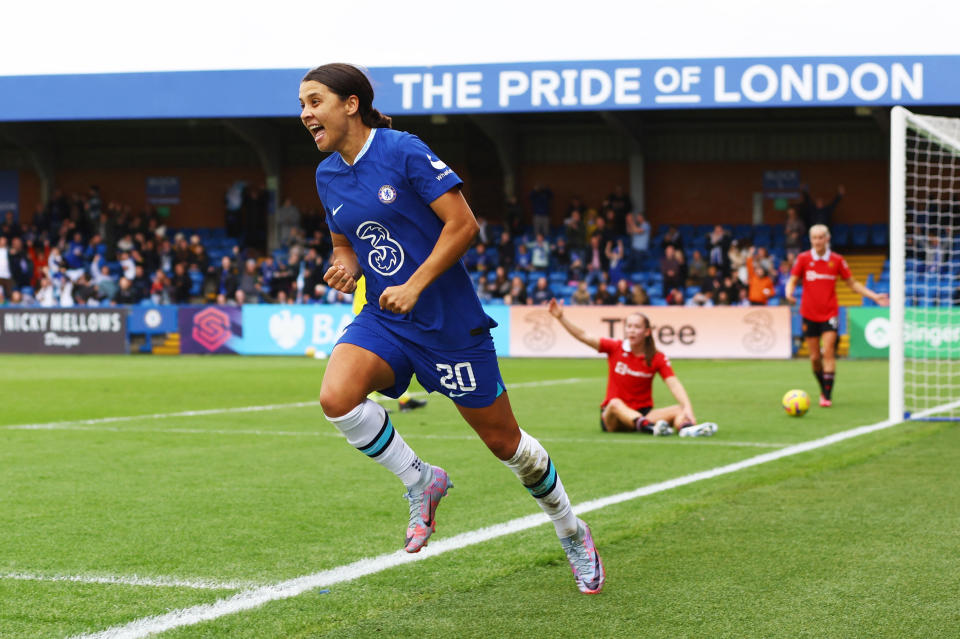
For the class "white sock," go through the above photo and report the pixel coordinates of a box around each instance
[324,399,426,489]
[502,429,578,538]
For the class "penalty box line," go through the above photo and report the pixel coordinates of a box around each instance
[4,421,787,449]
[0,572,256,591]
[72,410,919,639]
[3,377,600,432]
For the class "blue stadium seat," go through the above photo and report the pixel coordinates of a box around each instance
[831,224,850,247]
[851,224,870,247]
[753,224,773,248]
[871,223,889,247]
[733,224,753,241]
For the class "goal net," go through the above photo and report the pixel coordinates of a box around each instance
[889,107,960,422]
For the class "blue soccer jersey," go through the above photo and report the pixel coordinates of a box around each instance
[317,128,496,349]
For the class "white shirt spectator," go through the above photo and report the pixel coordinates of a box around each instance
[626,213,651,253]
[120,254,137,280]
[36,280,57,307]
[0,244,10,279]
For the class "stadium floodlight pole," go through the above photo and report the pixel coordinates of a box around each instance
[888,106,907,423]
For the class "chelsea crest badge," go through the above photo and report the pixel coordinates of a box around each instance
[378,184,397,204]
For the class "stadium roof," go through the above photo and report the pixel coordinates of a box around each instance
[3,0,960,121]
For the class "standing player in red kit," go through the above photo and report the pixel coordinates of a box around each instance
[548,299,718,437]
[785,224,889,407]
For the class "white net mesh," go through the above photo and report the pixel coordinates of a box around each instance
[902,113,960,419]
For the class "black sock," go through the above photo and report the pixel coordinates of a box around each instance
[814,369,825,394]
[823,373,835,399]
[634,417,651,433]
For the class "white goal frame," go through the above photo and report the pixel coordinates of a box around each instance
[889,106,960,422]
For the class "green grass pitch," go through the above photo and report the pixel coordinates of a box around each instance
[1,355,958,638]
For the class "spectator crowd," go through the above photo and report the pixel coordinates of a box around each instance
[0,181,920,310]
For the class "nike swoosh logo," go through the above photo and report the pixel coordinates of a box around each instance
[427,154,447,170]
[448,391,469,398]
[331,203,344,216]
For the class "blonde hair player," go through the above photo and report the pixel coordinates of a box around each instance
[785,224,888,407]
[547,299,718,437]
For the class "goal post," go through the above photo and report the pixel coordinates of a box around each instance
[889,106,960,422]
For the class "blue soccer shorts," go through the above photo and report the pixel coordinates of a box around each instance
[337,312,506,409]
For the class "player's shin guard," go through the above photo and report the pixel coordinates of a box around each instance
[324,399,426,488]
[502,429,578,538]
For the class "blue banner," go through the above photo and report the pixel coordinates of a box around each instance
[240,305,356,355]
[1,56,958,121]
[484,304,511,357]
[239,304,511,356]
[127,305,178,334]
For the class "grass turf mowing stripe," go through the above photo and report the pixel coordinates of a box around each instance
[4,421,786,448]
[72,407,928,639]
[2,377,600,431]
[0,572,256,590]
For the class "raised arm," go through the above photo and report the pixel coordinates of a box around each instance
[378,189,479,314]
[784,274,800,304]
[548,298,600,351]
[844,276,889,306]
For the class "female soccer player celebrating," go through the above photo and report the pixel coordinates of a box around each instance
[548,299,718,437]
[785,224,888,406]
[302,63,603,594]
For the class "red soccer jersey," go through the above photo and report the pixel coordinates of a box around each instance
[791,249,853,322]
[598,338,675,410]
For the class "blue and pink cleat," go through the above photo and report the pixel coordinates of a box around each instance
[560,519,605,594]
[403,466,453,553]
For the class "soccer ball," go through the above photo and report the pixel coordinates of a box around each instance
[305,346,328,360]
[782,389,810,417]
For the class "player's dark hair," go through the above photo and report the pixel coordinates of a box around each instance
[629,312,659,367]
[302,63,393,129]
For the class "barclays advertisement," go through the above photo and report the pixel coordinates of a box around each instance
[176,305,511,356]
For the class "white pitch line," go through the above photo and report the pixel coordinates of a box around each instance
[3,374,782,448]
[72,408,924,639]
[0,572,256,590]
[2,377,601,432]
[6,422,784,449]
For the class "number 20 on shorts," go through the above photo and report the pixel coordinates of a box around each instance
[436,362,477,393]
